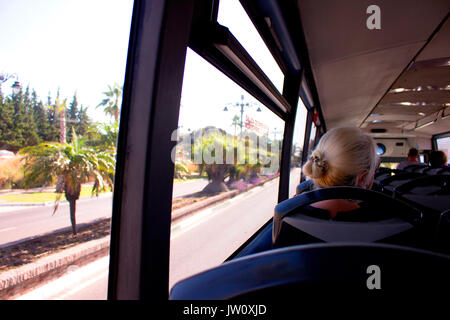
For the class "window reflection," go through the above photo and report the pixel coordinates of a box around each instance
[289,99,308,197]
[309,121,317,152]
[170,49,284,289]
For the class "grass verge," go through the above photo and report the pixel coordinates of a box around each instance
[0,186,111,203]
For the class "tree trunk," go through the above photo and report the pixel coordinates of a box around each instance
[69,199,77,235]
[202,164,230,194]
[59,107,66,143]
[65,182,81,235]
[202,179,229,194]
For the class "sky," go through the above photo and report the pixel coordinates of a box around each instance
[0,0,134,122]
[0,0,307,145]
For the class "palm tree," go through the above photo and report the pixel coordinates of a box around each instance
[231,115,240,136]
[20,129,115,235]
[55,97,67,144]
[192,130,243,194]
[97,83,122,122]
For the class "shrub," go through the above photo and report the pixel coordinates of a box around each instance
[0,156,25,189]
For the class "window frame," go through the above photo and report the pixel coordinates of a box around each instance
[108,0,324,299]
[432,130,450,151]
[108,0,196,300]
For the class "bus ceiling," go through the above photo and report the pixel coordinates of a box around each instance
[284,0,450,137]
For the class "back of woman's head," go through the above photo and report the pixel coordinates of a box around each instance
[303,126,379,188]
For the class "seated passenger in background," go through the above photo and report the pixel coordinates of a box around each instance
[397,148,420,170]
[302,126,379,220]
[429,150,448,168]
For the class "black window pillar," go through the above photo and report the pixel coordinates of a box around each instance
[108,0,195,300]
[300,109,314,182]
[278,73,301,202]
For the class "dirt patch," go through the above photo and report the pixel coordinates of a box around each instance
[0,219,111,273]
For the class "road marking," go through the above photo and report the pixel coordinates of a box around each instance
[0,227,16,233]
[57,271,108,300]
[228,193,246,202]
[170,183,274,239]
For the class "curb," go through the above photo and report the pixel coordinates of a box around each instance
[0,202,54,207]
[0,236,110,300]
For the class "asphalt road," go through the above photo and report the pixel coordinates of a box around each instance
[14,169,301,300]
[172,179,209,198]
[0,196,113,247]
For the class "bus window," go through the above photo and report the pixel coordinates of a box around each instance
[308,121,317,152]
[0,0,133,300]
[435,135,450,165]
[288,99,308,197]
[217,0,284,94]
[169,48,284,289]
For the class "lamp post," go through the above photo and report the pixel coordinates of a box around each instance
[223,95,261,136]
[271,127,283,150]
[0,73,22,95]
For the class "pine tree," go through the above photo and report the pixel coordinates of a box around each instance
[0,87,39,151]
[77,104,90,137]
[20,86,40,147]
[67,93,79,141]
[45,93,59,142]
[31,90,52,142]
[0,91,16,150]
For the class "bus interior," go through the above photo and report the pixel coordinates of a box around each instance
[107,0,450,300]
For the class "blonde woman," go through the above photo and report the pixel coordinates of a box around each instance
[302,126,380,220]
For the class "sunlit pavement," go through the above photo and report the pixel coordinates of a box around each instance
[16,256,110,300]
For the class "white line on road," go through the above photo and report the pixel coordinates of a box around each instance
[0,227,16,233]
[170,183,275,239]
[57,271,108,300]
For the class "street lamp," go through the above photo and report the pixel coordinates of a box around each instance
[0,73,22,94]
[223,95,261,136]
[12,81,22,95]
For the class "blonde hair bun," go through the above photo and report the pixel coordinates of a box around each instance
[302,126,379,189]
[304,150,328,179]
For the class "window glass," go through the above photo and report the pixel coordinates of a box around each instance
[288,99,308,198]
[379,162,400,169]
[309,121,317,153]
[170,48,284,289]
[436,136,450,165]
[217,0,284,93]
[0,0,133,300]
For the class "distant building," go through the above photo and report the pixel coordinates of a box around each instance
[0,150,15,160]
